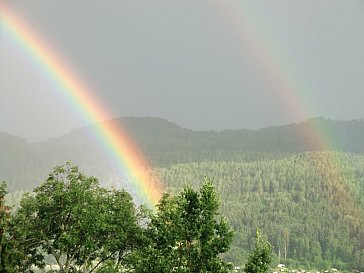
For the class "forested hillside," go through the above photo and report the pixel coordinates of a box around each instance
[156,152,364,269]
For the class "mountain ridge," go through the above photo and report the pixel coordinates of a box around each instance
[2,116,364,191]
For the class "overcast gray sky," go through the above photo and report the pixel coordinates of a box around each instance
[1,0,364,142]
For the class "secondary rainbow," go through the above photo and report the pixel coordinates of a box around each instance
[0,4,162,206]
[215,1,350,183]
[215,1,360,214]
[219,1,345,150]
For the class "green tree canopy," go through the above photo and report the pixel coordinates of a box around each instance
[0,182,10,273]
[245,229,273,273]
[11,162,141,273]
[132,179,234,273]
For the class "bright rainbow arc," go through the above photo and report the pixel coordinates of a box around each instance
[0,4,162,206]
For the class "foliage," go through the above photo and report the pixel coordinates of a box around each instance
[131,179,234,273]
[0,183,25,273]
[0,182,10,273]
[245,229,273,273]
[11,162,141,273]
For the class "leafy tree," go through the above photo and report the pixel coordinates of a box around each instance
[0,183,24,273]
[132,179,234,273]
[0,182,24,273]
[12,162,141,273]
[245,229,273,273]
[0,182,10,273]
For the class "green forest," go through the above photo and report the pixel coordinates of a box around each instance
[2,117,364,271]
[157,152,364,269]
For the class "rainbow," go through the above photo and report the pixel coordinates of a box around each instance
[0,4,163,206]
[216,1,354,202]
[214,1,364,222]
[214,1,340,151]
[0,2,352,206]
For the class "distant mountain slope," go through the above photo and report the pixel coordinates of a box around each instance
[0,133,34,190]
[2,117,364,191]
[61,117,364,164]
